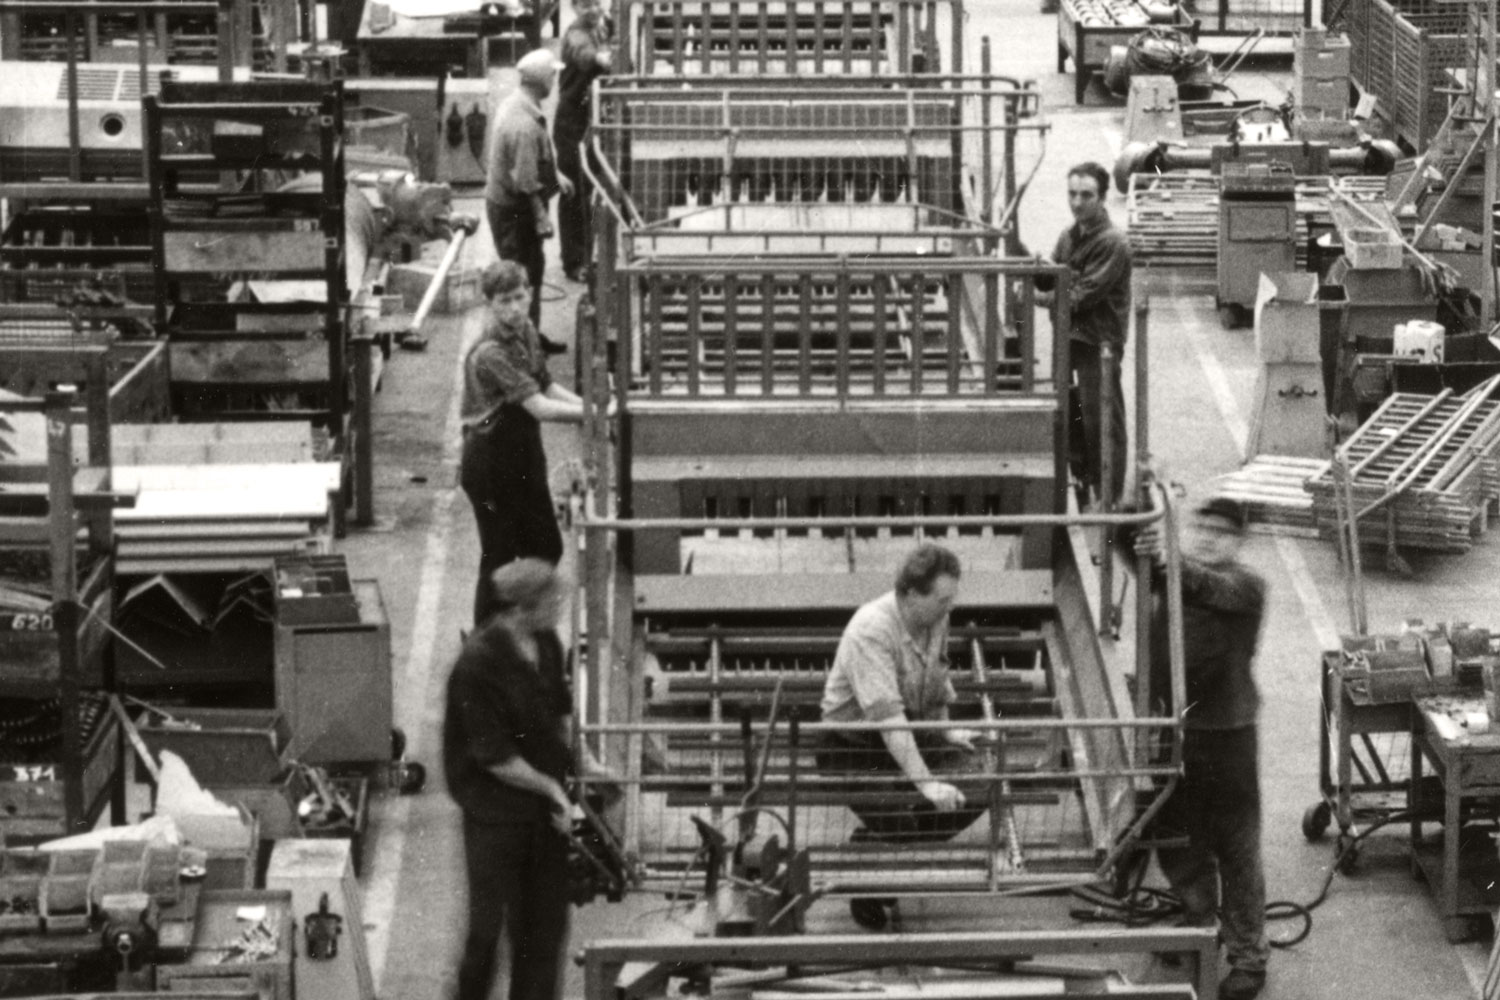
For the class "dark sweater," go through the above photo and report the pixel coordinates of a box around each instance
[1148,557,1267,730]
[443,625,573,824]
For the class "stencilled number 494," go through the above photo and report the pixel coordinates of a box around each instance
[10,766,56,782]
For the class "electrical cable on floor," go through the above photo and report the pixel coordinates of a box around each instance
[1069,809,1417,950]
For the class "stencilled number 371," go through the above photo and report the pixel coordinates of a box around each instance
[10,766,57,782]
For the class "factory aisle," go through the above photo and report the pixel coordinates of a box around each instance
[332,6,1500,999]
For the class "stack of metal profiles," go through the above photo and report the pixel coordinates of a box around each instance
[109,423,339,575]
[1213,455,1328,535]
[1125,173,1389,268]
[1305,383,1500,552]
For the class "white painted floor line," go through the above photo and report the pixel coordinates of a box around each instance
[367,321,478,993]
[1178,292,1491,993]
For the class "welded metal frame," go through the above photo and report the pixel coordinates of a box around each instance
[589,75,1043,232]
[580,928,1222,1000]
[615,0,965,75]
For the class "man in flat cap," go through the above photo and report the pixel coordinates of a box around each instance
[487,49,572,353]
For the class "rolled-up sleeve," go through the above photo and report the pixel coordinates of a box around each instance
[471,341,542,405]
[841,622,906,722]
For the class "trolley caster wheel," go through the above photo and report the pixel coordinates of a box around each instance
[849,898,892,931]
[391,760,427,796]
[1334,833,1359,875]
[1302,801,1331,842]
[1444,916,1482,944]
[1217,305,1245,329]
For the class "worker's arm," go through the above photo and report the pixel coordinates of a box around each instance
[879,718,964,812]
[487,755,572,833]
[1067,229,1130,314]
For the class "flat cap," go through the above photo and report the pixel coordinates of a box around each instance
[517,48,561,84]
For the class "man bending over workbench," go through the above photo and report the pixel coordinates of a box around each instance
[817,544,989,843]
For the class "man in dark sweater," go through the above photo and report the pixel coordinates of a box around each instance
[1035,161,1132,508]
[1136,497,1269,1000]
[444,560,615,1000]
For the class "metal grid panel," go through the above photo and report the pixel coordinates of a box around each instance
[624,265,1025,398]
[623,0,960,75]
[584,625,1173,892]
[593,78,1040,227]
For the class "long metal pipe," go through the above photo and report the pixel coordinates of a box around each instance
[407,228,469,337]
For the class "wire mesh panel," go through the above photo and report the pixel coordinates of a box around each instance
[581,631,1178,893]
[621,0,962,75]
[1189,0,1309,36]
[620,259,1028,399]
[592,77,1042,227]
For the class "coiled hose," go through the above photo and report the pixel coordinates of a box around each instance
[1070,810,1417,950]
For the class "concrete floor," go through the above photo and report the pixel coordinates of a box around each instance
[331,4,1499,998]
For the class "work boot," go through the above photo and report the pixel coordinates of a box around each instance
[1220,968,1265,1000]
[539,334,568,356]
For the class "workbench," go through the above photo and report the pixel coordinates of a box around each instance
[355,1,532,76]
[1409,694,1500,942]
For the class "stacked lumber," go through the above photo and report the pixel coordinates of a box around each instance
[1213,456,1327,535]
[1125,174,1389,268]
[1305,381,1500,552]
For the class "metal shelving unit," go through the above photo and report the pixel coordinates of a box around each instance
[0,377,132,839]
[144,80,350,434]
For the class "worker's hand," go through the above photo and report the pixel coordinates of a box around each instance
[537,218,555,239]
[558,175,576,198]
[1035,289,1055,308]
[605,397,619,419]
[942,728,980,752]
[1133,523,1166,565]
[917,780,965,812]
[596,47,614,70]
[547,784,574,835]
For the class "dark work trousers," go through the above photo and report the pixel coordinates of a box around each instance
[816,730,990,842]
[460,407,563,626]
[458,814,570,1000]
[1068,338,1128,507]
[552,126,593,276]
[487,198,548,329]
[1155,726,1269,975]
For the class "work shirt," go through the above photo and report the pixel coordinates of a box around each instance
[485,90,559,207]
[1149,557,1267,731]
[556,17,611,140]
[460,311,552,426]
[821,592,956,724]
[443,623,573,825]
[1051,209,1132,348]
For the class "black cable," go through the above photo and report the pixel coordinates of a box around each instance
[1069,809,1418,950]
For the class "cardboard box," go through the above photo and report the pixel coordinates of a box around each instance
[1254,272,1322,364]
[1344,228,1404,270]
[1293,30,1351,80]
[1294,76,1349,115]
[1393,320,1445,363]
[387,260,483,315]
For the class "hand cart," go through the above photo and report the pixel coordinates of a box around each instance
[1304,647,1416,869]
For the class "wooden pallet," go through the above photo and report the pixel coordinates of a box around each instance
[1214,455,1327,536]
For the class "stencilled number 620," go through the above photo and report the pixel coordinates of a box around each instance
[9,613,53,631]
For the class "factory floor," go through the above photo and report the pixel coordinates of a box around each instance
[326,5,1498,999]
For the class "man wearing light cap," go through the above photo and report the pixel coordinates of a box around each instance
[487,49,573,352]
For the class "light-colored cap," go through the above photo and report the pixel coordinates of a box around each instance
[517,48,562,85]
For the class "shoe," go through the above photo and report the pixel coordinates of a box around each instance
[539,334,568,356]
[1220,969,1265,1000]
[563,267,586,284]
